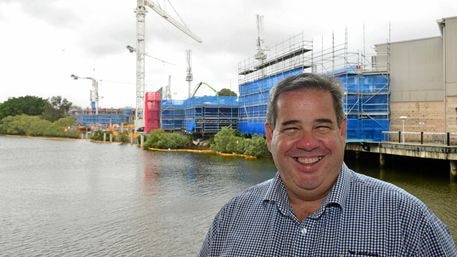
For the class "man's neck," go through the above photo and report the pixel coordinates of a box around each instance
[289,196,325,221]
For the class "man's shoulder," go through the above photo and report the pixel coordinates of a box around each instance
[231,179,273,204]
[219,178,273,215]
[348,169,430,213]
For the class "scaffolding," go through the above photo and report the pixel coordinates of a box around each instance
[340,72,390,141]
[161,97,239,135]
[238,33,313,135]
[238,32,313,84]
[237,30,391,141]
[184,96,239,136]
[161,100,186,131]
[75,107,134,127]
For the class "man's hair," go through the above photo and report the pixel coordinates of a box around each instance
[266,73,345,128]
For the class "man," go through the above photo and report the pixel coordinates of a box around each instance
[198,73,457,256]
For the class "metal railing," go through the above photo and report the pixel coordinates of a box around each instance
[382,131,457,146]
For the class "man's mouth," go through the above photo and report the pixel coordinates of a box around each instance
[293,156,323,165]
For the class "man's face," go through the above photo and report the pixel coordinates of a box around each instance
[265,89,347,201]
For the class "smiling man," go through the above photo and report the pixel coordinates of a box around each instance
[198,73,457,257]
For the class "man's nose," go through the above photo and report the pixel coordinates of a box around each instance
[295,130,320,150]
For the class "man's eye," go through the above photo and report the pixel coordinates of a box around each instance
[316,126,331,133]
[282,127,298,134]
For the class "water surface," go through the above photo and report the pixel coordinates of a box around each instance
[0,136,455,256]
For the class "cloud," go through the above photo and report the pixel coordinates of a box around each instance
[0,0,81,28]
[79,21,135,57]
[1,0,457,107]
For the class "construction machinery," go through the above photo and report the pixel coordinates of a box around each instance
[70,74,99,115]
[134,0,202,131]
[185,49,193,98]
[191,82,217,97]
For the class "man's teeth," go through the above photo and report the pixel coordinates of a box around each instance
[295,156,322,164]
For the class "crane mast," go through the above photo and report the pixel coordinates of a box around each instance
[134,0,201,131]
[255,14,267,61]
[185,49,193,98]
[164,75,172,100]
[135,0,147,130]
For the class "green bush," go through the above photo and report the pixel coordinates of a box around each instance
[243,135,270,158]
[144,129,191,149]
[211,127,239,153]
[0,114,79,138]
[91,130,113,141]
[119,131,129,143]
[211,127,269,158]
[53,116,76,128]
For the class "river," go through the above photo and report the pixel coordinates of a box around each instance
[0,136,455,256]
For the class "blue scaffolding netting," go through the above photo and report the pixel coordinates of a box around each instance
[76,108,133,126]
[161,96,239,135]
[341,72,390,141]
[161,100,186,131]
[237,69,390,141]
[158,70,389,142]
[238,68,304,135]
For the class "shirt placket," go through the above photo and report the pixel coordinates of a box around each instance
[296,217,318,255]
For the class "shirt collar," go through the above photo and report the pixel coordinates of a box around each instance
[262,163,353,217]
[322,163,352,210]
[263,173,291,216]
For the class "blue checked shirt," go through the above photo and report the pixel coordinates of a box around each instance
[198,164,457,257]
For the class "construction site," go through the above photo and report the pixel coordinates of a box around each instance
[155,14,392,141]
[72,1,457,145]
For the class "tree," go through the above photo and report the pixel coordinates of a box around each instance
[211,127,269,158]
[0,96,47,120]
[41,96,73,122]
[143,129,191,149]
[217,88,237,96]
[0,114,78,138]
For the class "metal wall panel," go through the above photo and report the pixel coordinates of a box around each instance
[389,37,443,102]
[445,17,457,96]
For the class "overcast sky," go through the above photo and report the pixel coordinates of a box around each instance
[1,0,456,108]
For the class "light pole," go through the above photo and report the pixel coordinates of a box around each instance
[71,74,99,115]
[400,115,408,143]
[126,45,175,131]
[126,45,175,66]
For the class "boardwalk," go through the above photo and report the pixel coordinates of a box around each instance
[345,140,457,178]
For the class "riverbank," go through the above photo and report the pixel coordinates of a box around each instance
[146,147,258,159]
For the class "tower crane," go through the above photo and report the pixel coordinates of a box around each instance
[255,14,267,61]
[127,45,176,66]
[185,49,193,98]
[134,0,202,131]
[164,75,172,100]
[255,14,268,77]
[127,44,175,101]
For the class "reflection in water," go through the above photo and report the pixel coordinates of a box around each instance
[0,136,455,256]
[142,151,159,196]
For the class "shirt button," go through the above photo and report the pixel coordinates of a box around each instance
[301,227,307,235]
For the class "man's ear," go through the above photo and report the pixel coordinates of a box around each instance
[340,117,347,139]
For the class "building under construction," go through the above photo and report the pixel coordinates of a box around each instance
[237,30,390,142]
[236,15,457,143]
[157,29,390,140]
[74,108,134,127]
[160,96,238,136]
[76,14,457,144]
[238,33,313,135]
